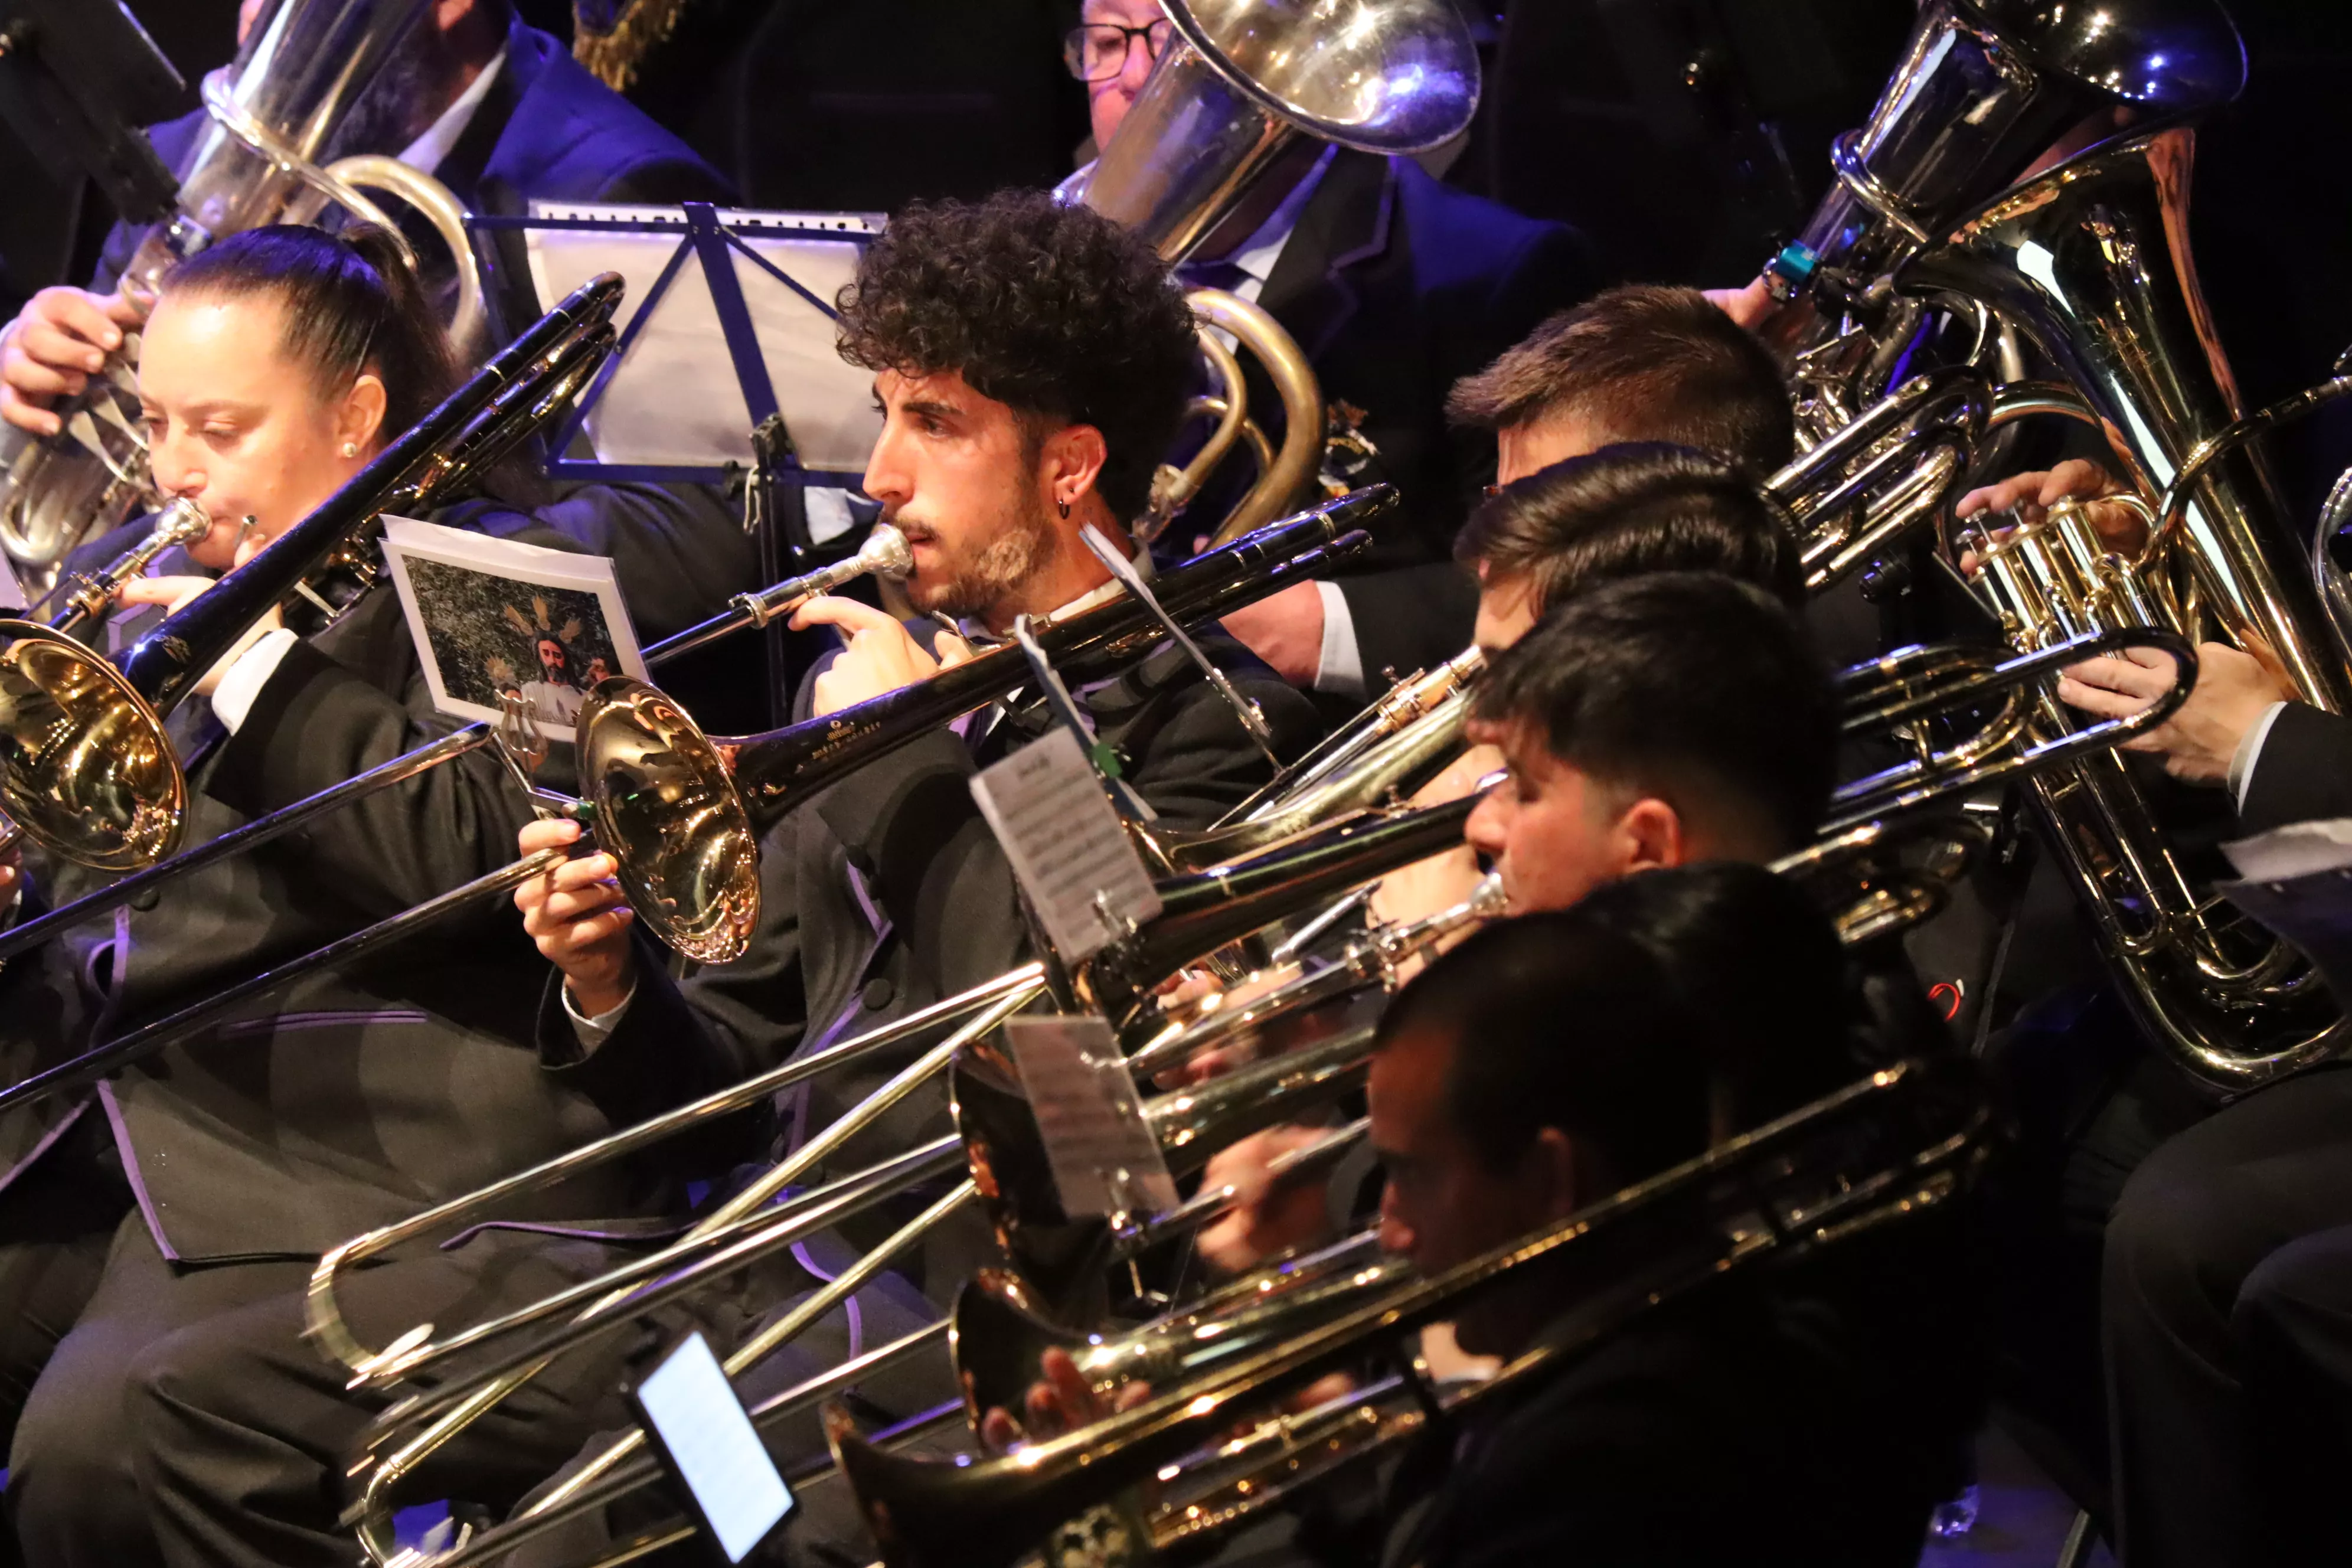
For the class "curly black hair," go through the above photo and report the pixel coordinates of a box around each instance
[835,189,1198,522]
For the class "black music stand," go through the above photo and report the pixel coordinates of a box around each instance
[0,0,179,226]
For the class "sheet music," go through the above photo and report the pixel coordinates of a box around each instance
[522,203,884,475]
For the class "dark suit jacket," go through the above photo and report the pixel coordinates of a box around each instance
[0,488,749,1262]
[96,15,731,315]
[1375,1231,1975,1568]
[1240,151,1596,685]
[555,626,1324,1281]
[2239,702,2352,834]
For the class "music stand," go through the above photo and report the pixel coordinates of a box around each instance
[0,0,179,227]
[478,201,885,723]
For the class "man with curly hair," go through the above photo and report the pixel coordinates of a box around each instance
[487,188,1325,1566]
[514,181,1320,1267]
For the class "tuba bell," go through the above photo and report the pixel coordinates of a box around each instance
[0,0,490,592]
[1065,0,1481,545]
[1760,0,2245,443]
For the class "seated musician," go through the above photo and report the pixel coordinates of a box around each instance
[0,0,729,438]
[988,864,1976,1566]
[0,224,755,1568]
[513,191,1320,1423]
[1068,0,1596,698]
[1956,466,2352,1563]
[1224,283,1798,691]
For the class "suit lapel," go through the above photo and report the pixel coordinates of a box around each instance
[1257,150,1399,364]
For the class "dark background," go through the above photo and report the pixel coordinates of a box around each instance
[4,0,2349,501]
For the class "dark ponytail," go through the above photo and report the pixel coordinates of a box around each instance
[159,223,462,447]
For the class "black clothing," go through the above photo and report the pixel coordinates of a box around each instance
[7,493,747,1261]
[1371,1230,1973,1567]
[2102,1064,2352,1568]
[1220,151,1595,686]
[0,489,749,1566]
[2239,701,2352,834]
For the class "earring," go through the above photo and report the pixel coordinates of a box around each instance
[1057,497,1070,520]
[341,441,358,458]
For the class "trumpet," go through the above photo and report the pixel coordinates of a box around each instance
[825,1054,1994,1568]
[0,272,623,874]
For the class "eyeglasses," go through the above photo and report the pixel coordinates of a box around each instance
[1062,19,1173,83]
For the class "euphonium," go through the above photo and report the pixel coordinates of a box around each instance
[1899,125,2352,1089]
[1758,0,2243,443]
[0,272,622,872]
[0,0,491,589]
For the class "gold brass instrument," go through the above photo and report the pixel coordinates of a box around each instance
[320,793,1494,1563]
[1894,126,2352,1089]
[0,272,623,876]
[1756,0,2245,444]
[0,524,911,974]
[0,0,492,588]
[574,486,1396,966]
[825,1055,1992,1568]
[1070,0,1479,545]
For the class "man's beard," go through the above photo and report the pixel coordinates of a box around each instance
[896,496,1057,623]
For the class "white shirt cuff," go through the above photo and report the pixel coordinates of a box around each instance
[210,627,300,733]
[2229,700,2292,813]
[563,979,636,1053]
[1311,580,1366,698]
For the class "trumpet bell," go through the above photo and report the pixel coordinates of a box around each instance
[0,622,184,871]
[574,677,760,965]
[1074,0,1479,262]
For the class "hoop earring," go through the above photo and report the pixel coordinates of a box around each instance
[1057,498,1070,520]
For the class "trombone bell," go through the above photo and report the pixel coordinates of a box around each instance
[0,622,185,870]
[574,679,760,965]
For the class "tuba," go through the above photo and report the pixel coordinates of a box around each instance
[1066,0,1479,544]
[0,0,489,590]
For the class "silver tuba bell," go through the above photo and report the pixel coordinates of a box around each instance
[1064,0,1480,545]
[1763,0,2245,442]
[0,0,488,593]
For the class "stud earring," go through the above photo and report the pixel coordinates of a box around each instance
[1057,497,1070,520]
[341,441,358,458]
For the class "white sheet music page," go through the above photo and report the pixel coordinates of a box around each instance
[969,726,1163,964]
[1001,1015,1180,1218]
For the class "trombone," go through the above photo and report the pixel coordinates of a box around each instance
[824,1054,1994,1568]
[318,794,1489,1563]
[0,272,627,873]
[0,521,916,971]
[0,494,1386,1117]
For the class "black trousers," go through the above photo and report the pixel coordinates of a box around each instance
[2101,1063,2352,1568]
[0,1114,655,1568]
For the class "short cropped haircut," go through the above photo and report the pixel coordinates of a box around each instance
[1380,863,1860,1187]
[834,190,1197,522]
[1476,573,1837,852]
[1379,910,1714,1192]
[1446,285,1794,472]
[1455,442,1802,615]
[1579,863,1861,1132]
